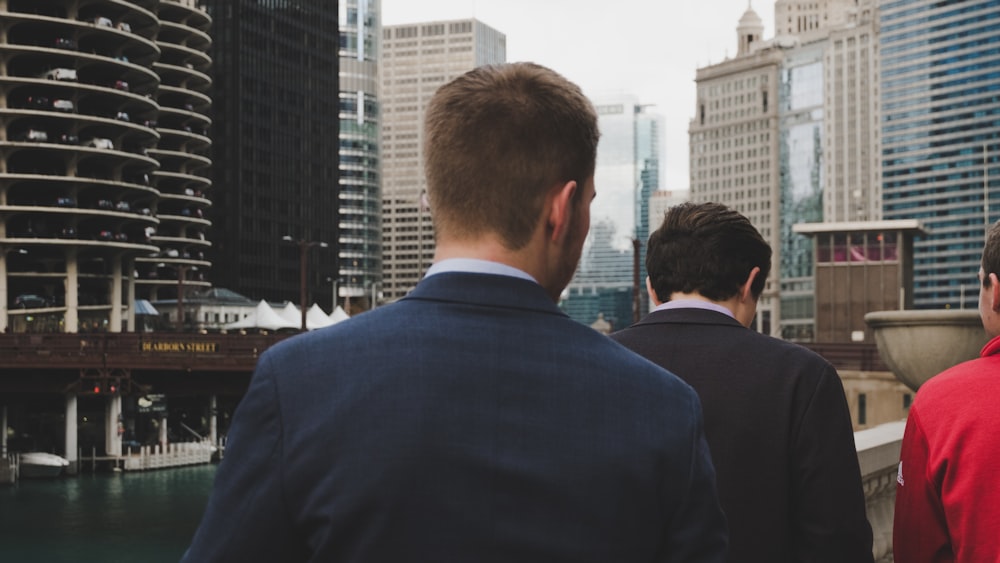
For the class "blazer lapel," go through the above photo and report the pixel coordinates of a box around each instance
[406,272,567,317]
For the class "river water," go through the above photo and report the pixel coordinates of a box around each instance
[0,464,216,563]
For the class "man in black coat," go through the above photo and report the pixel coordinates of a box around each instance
[611,202,873,563]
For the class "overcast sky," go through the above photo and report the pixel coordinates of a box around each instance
[380,0,776,193]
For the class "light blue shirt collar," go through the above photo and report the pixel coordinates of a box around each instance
[425,258,538,284]
[654,298,735,319]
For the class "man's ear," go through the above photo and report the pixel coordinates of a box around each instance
[739,267,761,303]
[548,180,578,242]
[990,272,1000,312]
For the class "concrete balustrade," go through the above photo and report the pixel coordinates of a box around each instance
[856,419,906,563]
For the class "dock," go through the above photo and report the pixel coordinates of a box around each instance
[78,441,218,473]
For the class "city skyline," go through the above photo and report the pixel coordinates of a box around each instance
[381,0,776,195]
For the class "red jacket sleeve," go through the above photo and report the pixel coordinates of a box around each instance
[893,407,953,562]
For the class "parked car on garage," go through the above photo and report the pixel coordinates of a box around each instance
[112,80,129,92]
[55,196,77,207]
[16,129,48,142]
[84,138,113,150]
[116,22,131,32]
[56,133,79,144]
[40,68,78,81]
[51,99,74,112]
[13,294,50,308]
[94,16,113,27]
[52,37,77,50]
[26,95,49,108]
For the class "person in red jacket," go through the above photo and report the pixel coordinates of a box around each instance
[894,220,1000,562]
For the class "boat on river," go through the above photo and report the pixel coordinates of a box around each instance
[19,452,70,478]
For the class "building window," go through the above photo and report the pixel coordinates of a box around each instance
[858,393,867,425]
[903,393,912,410]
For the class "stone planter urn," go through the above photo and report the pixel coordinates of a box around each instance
[864,309,989,392]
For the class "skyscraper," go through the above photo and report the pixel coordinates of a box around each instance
[690,0,878,339]
[778,37,826,341]
[337,0,381,308]
[204,0,340,310]
[690,5,782,335]
[824,0,880,223]
[880,0,999,309]
[380,19,505,302]
[561,97,663,329]
[0,0,213,333]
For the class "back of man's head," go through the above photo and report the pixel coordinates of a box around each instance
[423,62,599,250]
[982,220,1000,288]
[647,202,771,302]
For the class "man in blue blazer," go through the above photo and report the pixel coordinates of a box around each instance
[611,202,872,563]
[183,63,727,562]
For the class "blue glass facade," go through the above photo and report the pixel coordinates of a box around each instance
[881,0,1000,309]
[338,0,381,304]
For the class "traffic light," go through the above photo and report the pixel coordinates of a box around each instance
[79,376,122,395]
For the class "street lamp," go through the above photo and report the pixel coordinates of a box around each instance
[175,264,197,332]
[283,236,328,331]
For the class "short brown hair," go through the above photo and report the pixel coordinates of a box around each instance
[983,220,1000,287]
[424,63,599,249]
[647,202,772,301]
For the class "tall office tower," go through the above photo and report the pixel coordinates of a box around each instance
[204,0,339,311]
[778,38,826,341]
[337,0,381,307]
[824,0,880,223]
[380,19,505,302]
[689,5,783,335]
[881,0,1000,309]
[0,0,212,334]
[561,98,664,329]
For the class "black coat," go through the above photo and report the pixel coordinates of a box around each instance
[612,307,874,563]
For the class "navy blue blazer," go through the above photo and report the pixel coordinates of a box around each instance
[183,273,728,562]
[612,308,873,563]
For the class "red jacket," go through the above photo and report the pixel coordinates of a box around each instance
[894,334,1000,562]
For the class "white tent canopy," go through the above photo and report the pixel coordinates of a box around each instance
[329,305,350,325]
[277,301,336,330]
[277,302,301,326]
[306,303,336,329]
[223,300,298,331]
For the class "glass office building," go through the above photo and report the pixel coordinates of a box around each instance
[338,0,381,306]
[880,0,1000,309]
[204,0,340,310]
[561,98,663,330]
[778,39,826,340]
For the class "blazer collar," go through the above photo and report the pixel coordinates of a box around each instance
[635,306,745,329]
[405,271,567,316]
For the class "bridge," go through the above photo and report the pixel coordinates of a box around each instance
[0,332,292,396]
[0,332,889,476]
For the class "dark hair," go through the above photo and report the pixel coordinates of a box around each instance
[646,202,772,301]
[424,63,599,249]
[983,220,1000,287]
